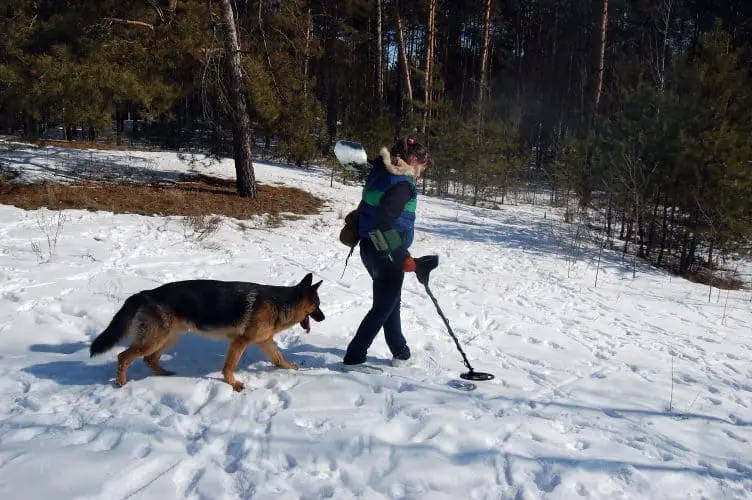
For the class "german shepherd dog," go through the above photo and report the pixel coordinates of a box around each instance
[89,273,325,391]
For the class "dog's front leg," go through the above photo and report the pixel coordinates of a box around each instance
[222,338,250,392]
[258,339,298,370]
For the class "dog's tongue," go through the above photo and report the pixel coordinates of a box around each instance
[300,315,310,334]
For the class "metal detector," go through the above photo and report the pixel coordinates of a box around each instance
[414,256,495,390]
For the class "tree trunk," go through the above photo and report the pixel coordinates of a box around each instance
[219,0,256,198]
[634,197,642,256]
[303,7,312,97]
[115,111,124,145]
[657,196,669,264]
[680,209,699,273]
[687,234,698,272]
[376,0,384,100]
[646,194,659,258]
[593,0,609,113]
[132,110,140,139]
[656,0,673,98]
[679,231,690,272]
[478,0,492,137]
[606,191,613,239]
[623,205,634,254]
[422,0,436,134]
[637,213,645,257]
[395,2,413,120]
[24,113,38,140]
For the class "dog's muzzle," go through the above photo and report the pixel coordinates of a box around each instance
[310,308,325,322]
[300,307,325,333]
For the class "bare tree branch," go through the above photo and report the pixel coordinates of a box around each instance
[102,18,155,31]
[147,0,166,24]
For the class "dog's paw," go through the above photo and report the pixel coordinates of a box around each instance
[230,381,245,392]
[281,362,299,370]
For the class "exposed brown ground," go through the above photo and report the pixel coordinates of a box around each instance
[0,172,324,222]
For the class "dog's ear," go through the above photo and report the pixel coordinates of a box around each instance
[311,280,323,292]
[298,273,313,288]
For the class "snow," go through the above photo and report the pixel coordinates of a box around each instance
[1,139,751,499]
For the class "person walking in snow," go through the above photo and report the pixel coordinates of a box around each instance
[342,136,436,369]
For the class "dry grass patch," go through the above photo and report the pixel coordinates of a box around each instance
[0,172,325,222]
[680,267,744,291]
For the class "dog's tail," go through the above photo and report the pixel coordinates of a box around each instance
[90,292,146,357]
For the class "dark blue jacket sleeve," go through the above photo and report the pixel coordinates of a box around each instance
[375,182,413,264]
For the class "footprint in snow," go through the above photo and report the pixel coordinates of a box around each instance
[86,429,123,452]
[534,466,562,493]
[567,439,590,451]
[133,443,152,459]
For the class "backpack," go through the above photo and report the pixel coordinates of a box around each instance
[339,207,360,247]
[338,207,360,278]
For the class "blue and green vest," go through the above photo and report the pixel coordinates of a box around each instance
[357,157,417,249]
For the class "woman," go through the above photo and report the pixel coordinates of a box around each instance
[343,137,435,369]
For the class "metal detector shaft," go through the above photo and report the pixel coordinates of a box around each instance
[421,282,475,372]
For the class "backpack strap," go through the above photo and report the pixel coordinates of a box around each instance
[340,244,356,279]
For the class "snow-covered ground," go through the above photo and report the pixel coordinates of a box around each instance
[0,140,751,499]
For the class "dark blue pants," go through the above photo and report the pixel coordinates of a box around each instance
[343,240,411,364]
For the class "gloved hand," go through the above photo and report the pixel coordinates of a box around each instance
[403,255,439,285]
[402,256,416,272]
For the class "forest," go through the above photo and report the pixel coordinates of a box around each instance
[1,0,751,279]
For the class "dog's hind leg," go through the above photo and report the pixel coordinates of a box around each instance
[257,338,298,370]
[222,338,251,392]
[144,352,174,376]
[116,316,172,387]
[143,334,179,377]
[117,341,161,387]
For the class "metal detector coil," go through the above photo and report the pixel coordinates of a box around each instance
[460,371,495,381]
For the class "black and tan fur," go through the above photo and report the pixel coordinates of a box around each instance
[89,273,324,392]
